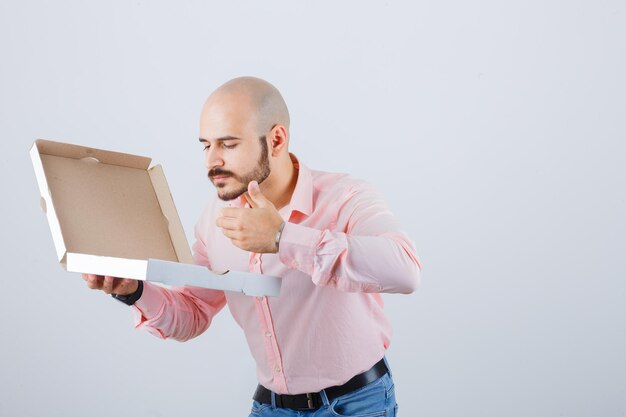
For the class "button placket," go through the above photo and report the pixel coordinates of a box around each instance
[260,299,287,391]
[249,253,254,272]
[249,250,287,391]
[249,253,263,273]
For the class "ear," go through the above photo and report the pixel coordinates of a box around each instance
[269,124,288,157]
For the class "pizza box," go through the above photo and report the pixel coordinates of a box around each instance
[29,139,282,297]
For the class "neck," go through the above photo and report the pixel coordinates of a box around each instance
[260,155,298,211]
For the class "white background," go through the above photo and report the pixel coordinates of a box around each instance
[1,1,625,416]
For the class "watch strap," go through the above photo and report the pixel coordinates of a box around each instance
[111,280,144,306]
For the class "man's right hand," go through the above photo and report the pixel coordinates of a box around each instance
[82,274,139,295]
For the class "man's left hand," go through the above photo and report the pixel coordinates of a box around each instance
[216,181,284,253]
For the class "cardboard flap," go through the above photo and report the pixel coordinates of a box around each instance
[149,165,194,264]
[31,142,66,261]
[30,139,185,264]
[146,259,282,297]
[35,139,151,169]
[67,253,149,280]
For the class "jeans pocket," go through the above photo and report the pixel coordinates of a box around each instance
[249,400,271,415]
[329,377,388,417]
[383,375,396,400]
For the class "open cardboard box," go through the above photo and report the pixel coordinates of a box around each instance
[30,139,281,297]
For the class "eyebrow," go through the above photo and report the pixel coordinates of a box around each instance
[198,136,243,143]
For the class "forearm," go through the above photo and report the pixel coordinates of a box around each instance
[278,223,421,294]
[131,281,226,341]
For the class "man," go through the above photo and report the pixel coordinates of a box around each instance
[83,76,421,416]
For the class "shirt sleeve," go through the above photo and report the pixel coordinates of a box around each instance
[277,181,422,294]
[130,210,227,342]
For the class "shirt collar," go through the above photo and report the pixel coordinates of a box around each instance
[285,152,313,217]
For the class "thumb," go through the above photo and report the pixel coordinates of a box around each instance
[246,181,271,208]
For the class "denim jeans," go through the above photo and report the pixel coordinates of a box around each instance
[247,361,399,417]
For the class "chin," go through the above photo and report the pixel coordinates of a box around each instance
[216,187,246,201]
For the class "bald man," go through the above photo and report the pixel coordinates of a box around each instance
[83,77,421,416]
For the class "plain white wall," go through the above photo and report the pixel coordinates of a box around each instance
[1,1,625,416]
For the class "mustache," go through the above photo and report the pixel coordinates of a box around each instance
[208,168,236,178]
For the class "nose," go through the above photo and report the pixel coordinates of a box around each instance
[204,145,224,170]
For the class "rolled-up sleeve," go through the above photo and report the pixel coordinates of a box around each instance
[278,182,421,294]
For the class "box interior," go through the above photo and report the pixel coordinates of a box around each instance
[36,139,180,263]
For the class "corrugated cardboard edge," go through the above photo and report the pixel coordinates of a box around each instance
[34,138,151,169]
[148,165,194,264]
[30,141,67,263]
[147,259,282,297]
[67,253,148,280]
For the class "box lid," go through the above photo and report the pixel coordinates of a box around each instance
[31,139,282,297]
[30,139,193,268]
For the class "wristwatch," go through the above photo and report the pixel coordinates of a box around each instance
[111,280,144,306]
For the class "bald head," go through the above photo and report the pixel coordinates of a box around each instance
[202,76,290,137]
[199,77,297,206]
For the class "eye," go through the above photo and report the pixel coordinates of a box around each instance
[223,143,238,149]
[203,145,210,151]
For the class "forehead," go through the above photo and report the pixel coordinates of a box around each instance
[199,94,258,140]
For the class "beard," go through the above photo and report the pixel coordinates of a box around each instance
[208,136,271,201]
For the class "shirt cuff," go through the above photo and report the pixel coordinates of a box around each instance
[131,281,165,325]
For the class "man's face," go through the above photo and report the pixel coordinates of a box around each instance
[205,136,270,201]
[199,99,271,201]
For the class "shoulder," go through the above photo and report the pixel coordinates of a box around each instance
[308,168,385,219]
[310,168,375,198]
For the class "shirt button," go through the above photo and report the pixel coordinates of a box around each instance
[253,259,258,265]
[265,331,272,337]
[275,366,281,373]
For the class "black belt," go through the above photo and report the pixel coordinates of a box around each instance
[253,357,389,411]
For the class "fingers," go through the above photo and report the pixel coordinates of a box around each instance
[217,221,243,247]
[242,191,258,208]
[246,181,272,208]
[112,278,138,295]
[85,274,104,290]
[216,216,242,231]
[219,207,240,218]
[102,276,115,294]
[83,274,133,295]
[221,227,242,241]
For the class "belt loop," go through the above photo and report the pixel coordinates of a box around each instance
[319,389,330,407]
[383,356,393,378]
[271,391,276,408]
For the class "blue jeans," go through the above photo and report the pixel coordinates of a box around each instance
[247,362,399,416]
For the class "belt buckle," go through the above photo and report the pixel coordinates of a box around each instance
[293,393,319,411]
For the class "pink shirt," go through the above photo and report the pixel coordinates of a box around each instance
[131,154,422,394]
